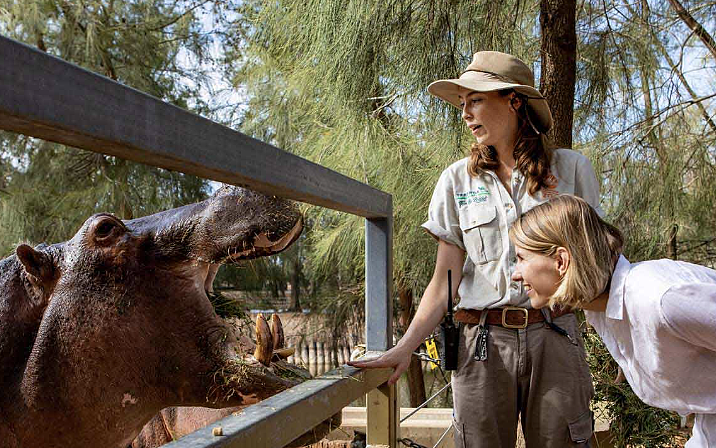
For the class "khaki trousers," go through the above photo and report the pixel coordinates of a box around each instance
[452,313,594,448]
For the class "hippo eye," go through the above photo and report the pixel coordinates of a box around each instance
[95,220,117,237]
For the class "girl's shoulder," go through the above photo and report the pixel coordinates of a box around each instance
[445,156,471,172]
[632,259,716,285]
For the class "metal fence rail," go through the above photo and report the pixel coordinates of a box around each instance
[0,36,390,219]
[1,35,396,448]
[163,366,391,448]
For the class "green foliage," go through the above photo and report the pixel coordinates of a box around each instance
[575,2,716,444]
[0,141,208,255]
[228,0,539,299]
[207,290,250,321]
[2,1,715,445]
[576,0,716,266]
[226,0,716,444]
[0,0,222,253]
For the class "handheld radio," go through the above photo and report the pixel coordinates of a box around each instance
[440,269,459,370]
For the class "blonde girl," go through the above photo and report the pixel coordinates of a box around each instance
[510,194,716,447]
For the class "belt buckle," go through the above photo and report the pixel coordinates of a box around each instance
[502,307,529,329]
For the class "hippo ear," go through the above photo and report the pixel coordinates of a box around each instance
[16,244,56,283]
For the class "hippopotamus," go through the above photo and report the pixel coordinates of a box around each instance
[0,185,310,448]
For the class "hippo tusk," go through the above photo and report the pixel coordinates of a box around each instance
[204,264,221,293]
[253,314,273,366]
[252,218,303,252]
[270,314,284,350]
[229,218,303,261]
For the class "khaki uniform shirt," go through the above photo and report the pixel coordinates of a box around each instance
[422,149,602,310]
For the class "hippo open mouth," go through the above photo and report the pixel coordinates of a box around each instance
[143,186,310,403]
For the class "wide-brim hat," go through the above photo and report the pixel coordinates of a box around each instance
[427,51,553,133]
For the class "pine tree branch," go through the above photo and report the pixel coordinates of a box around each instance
[666,0,716,60]
[58,1,86,34]
[621,0,716,136]
[677,237,716,257]
[636,93,716,144]
[601,93,716,147]
[146,0,213,32]
[600,0,635,104]
[662,48,716,135]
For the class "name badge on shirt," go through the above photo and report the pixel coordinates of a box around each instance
[456,187,490,208]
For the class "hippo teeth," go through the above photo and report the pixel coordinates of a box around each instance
[228,218,303,261]
[247,314,293,366]
[270,313,284,350]
[252,218,302,251]
[253,313,273,366]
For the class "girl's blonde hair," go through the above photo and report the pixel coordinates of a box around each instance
[509,195,624,309]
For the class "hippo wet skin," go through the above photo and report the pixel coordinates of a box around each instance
[0,186,311,448]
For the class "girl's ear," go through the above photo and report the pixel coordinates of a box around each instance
[555,247,570,277]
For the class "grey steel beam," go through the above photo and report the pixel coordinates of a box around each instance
[365,213,393,352]
[0,36,390,219]
[162,365,391,448]
[365,211,397,447]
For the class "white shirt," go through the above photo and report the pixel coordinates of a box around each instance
[422,149,602,309]
[586,255,716,415]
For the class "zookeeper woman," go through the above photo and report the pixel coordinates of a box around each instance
[350,51,601,447]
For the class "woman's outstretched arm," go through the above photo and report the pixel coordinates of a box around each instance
[348,240,465,384]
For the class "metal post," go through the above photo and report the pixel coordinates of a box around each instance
[365,202,397,448]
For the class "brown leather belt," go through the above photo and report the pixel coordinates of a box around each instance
[454,306,572,329]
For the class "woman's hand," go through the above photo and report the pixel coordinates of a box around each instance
[348,344,413,385]
[348,240,465,386]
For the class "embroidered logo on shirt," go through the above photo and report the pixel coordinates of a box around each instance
[456,187,490,207]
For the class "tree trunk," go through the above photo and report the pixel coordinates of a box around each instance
[667,224,679,260]
[667,0,716,60]
[539,0,577,148]
[398,285,426,408]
